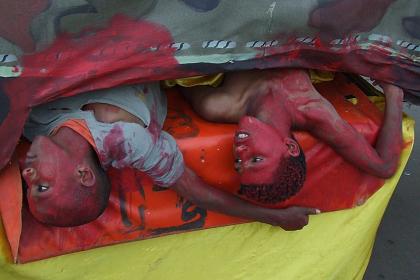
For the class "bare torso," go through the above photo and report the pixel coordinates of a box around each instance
[182,69,338,131]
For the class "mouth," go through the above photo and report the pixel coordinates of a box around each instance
[234,131,249,143]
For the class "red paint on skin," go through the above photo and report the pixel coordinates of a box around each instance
[233,70,315,186]
[20,128,106,226]
[232,68,403,191]
[235,116,288,185]
[281,70,312,92]
[21,136,78,222]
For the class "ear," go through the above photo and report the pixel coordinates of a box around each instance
[77,166,96,187]
[284,137,300,157]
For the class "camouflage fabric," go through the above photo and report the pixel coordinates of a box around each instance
[0,0,419,169]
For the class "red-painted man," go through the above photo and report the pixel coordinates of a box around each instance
[176,69,403,229]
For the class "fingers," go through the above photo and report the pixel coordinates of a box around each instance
[301,207,321,215]
[280,207,321,231]
[270,206,322,230]
[287,206,321,215]
[298,207,321,215]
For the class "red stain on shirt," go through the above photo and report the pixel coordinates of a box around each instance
[103,125,127,163]
[147,104,160,143]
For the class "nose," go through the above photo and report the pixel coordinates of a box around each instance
[235,145,248,156]
[32,135,49,145]
[22,167,37,180]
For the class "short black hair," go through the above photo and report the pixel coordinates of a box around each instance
[238,144,306,204]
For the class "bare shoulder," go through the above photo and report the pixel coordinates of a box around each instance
[83,103,145,126]
[270,70,340,129]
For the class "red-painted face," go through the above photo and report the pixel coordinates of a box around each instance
[234,116,290,186]
[21,135,81,224]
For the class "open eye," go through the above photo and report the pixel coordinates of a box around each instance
[234,158,242,173]
[251,156,264,163]
[37,184,50,192]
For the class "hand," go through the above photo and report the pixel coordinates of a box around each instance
[262,206,320,231]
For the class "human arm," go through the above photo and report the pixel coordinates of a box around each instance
[308,83,403,178]
[115,124,319,230]
[172,167,320,231]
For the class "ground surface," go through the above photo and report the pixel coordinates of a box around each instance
[364,103,420,280]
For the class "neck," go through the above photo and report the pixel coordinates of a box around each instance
[247,89,293,137]
[51,127,93,159]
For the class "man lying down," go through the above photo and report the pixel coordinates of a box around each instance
[21,69,404,230]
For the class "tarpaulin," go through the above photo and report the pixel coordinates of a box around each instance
[0,114,414,279]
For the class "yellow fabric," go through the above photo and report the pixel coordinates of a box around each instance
[0,117,414,280]
[163,73,224,88]
[309,69,335,83]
